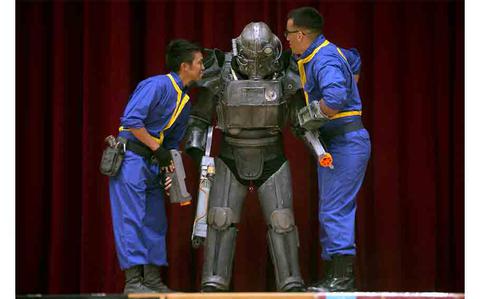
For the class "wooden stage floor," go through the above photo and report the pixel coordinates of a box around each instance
[130,292,464,299]
[17,292,466,299]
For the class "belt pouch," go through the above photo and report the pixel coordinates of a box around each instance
[100,136,126,176]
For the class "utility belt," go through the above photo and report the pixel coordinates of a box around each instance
[320,118,364,144]
[100,135,160,177]
[118,128,161,162]
[126,139,158,163]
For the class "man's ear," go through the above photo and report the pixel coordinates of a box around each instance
[297,32,303,42]
[180,61,190,72]
[178,62,186,73]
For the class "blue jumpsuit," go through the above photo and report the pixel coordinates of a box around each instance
[298,35,371,260]
[109,72,191,270]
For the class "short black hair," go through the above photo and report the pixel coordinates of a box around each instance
[165,39,202,72]
[287,7,324,35]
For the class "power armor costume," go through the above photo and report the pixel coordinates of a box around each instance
[185,22,305,292]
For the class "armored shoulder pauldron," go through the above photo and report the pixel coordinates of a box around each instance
[282,56,302,98]
[196,48,224,94]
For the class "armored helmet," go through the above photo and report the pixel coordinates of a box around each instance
[232,22,283,80]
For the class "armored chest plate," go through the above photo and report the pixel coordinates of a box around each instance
[217,80,286,129]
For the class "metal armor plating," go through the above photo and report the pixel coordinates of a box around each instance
[217,79,285,131]
[216,50,287,181]
[187,22,305,292]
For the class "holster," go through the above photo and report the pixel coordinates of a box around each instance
[99,136,127,176]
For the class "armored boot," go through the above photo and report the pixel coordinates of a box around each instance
[143,264,173,293]
[201,285,225,292]
[201,159,247,292]
[283,283,307,292]
[258,162,306,292]
[123,265,153,294]
[307,255,356,292]
[306,259,333,292]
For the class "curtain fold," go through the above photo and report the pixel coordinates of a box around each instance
[16,0,464,294]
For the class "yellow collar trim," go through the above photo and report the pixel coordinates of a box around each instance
[118,75,190,145]
[160,74,190,144]
[297,40,330,104]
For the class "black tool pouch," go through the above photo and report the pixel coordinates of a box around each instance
[99,135,127,176]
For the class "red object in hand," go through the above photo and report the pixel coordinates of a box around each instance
[319,153,333,168]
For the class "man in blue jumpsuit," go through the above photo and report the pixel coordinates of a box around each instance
[285,7,371,291]
[109,39,204,294]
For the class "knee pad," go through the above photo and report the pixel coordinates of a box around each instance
[208,207,235,230]
[270,209,295,233]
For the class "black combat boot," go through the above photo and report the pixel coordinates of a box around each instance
[307,255,356,292]
[123,265,154,294]
[143,264,174,293]
[307,259,333,292]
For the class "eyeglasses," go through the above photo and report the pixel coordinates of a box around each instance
[284,29,300,38]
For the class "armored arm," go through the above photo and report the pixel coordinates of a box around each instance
[191,126,215,248]
[282,52,333,168]
[185,48,223,165]
[186,49,224,247]
[186,97,216,248]
[185,89,216,166]
[282,51,306,137]
[284,91,306,138]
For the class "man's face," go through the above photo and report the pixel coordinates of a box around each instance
[285,18,302,55]
[182,51,204,84]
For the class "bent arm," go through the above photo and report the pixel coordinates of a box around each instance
[129,127,160,151]
[320,99,339,118]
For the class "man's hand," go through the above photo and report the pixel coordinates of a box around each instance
[153,147,172,167]
[129,127,172,166]
[319,99,339,118]
[163,175,172,196]
[162,162,176,196]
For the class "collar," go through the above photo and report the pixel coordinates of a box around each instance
[169,72,185,91]
[299,34,326,60]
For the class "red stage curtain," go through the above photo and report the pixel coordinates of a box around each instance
[16,0,464,294]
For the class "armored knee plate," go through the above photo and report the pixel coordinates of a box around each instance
[201,159,247,291]
[258,161,305,291]
[208,207,235,230]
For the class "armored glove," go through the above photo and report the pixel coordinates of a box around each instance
[290,125,306,137]
[153,147,172,167]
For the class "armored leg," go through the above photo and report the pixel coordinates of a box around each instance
[201,158,248,291]
[257,161,305,291]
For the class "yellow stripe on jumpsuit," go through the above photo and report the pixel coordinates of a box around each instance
[109,72,190,271]
[297,35,371,262]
